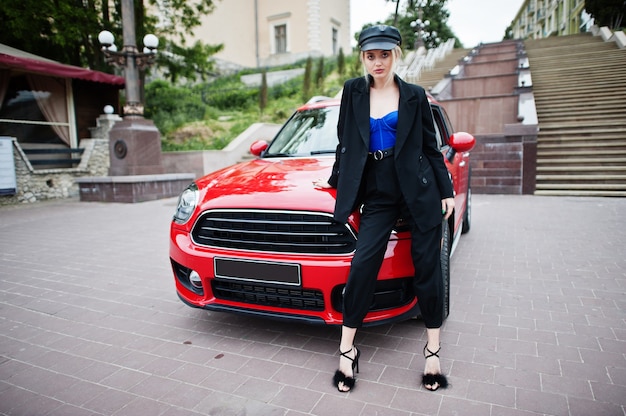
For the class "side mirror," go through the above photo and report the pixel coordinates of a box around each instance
[250,140,269,156]
[449,132,475,153]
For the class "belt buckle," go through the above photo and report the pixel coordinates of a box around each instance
[373,149,384,161]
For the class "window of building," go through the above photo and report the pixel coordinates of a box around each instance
[332,28,338,55]
[0,73,74,148]
[275,24,287,54]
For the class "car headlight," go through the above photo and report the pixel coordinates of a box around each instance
[173,183,199,224]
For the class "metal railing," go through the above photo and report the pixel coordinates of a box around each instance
[398,38,456,81]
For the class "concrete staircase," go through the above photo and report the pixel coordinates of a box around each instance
[409,40,535,194]
[410,48,471,90]
[524,33,626,197]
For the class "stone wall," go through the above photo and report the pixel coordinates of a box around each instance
[469,124,537,194]
[0,114,119,206]
[0,138,110,205]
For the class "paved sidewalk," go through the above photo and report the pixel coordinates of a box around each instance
[0,194,624,416]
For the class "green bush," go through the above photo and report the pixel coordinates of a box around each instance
[202,86,258,110]
[145,80,206,134]
[146,51,358,151]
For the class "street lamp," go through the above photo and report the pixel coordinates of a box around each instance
[97,0,158,117]
[96,0,164,177]
[410,6,430,50]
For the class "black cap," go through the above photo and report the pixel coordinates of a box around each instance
[358,25,402,51]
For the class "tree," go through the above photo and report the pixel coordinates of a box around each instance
[0,0,102,70]
[585,0,625,29]
[158,40,222,83]
[504,24,514,41]
[337,47,346,77]
[385,0,402,25]
[0,0,222,81]
[394,0,458,49]
[315,56,325,91]
[369,0,461,49]
[259,69,268,114]
[302,56,313,102]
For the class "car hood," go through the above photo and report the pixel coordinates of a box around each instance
[195,157,337,213]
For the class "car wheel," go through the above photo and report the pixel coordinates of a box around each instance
[440,219,451,321]
[461,179,472,234]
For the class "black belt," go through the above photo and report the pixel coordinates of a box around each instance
[368,147,394,161]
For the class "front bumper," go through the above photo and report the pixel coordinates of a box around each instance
[170,228,419,326]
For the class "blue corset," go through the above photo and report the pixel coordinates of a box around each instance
[369,110,398,152]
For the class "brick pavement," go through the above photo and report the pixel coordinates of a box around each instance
[0,194,624,416]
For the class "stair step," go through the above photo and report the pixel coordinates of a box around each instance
[538,136,626,144]
[536,174,626,181]
[538,142,626,150]
[534,189,626,197]
[533,84,626,92]
[535,157,626,165]
[531,62,626,71]
[408,48,472,88]
[538,127,626,136]
[537,165,626,172]
[529,49,625,59]
[538,119,626,127]
[537,108,626,116]
[535,97,626,107]
[537,154,626,160]
[538,116,626,124]
[532,65,626,74]
[539,139,626,147]
[535,86,626,93]
[535,92,626,101]
[535,183,626,190]
[537,106,626,116]
[531,62,626,73]
[532,69,626,78]
[537,100,626,108]
[538,133,626,141]
[539,120,626,129]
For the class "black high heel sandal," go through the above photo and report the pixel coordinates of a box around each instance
[333,347,360,392]
[422,344,448,391]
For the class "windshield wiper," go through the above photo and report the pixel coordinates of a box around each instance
[264,152,292,158]
[310,149,335,155]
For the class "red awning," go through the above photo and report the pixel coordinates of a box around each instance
[0,53,125,87]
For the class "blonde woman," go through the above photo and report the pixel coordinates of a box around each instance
[314,25,453,393]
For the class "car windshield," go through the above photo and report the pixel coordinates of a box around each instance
[264,106,339,157]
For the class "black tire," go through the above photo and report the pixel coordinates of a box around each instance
[440,219,451,321]
[411,220,451,323]
[461,181,472,234]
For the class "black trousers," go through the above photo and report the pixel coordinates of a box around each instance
[342,156,444,329]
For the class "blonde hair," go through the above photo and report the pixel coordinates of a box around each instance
[361,45,403,87]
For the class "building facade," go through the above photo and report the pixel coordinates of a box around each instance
[189,0,351,69]
[510,0,589,40]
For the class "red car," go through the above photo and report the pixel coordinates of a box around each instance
[170,95,475,326]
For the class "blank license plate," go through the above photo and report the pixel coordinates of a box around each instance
[214,258,301,286]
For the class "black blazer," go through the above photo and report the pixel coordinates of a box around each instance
[328,75,454,231]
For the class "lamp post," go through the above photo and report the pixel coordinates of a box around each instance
[96,0,163,176]
[410,7,430,50]
[97,0,158,117]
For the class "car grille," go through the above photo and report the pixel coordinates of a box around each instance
[191,209,356,254]
[331,277,415,312]
[212,280,324,311]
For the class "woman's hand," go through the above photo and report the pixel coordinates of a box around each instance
[313,178,332,189]
[441,197,455,220]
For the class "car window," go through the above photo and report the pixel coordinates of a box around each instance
[264,104,452,156]
[429,105,449,149]
[265,107,339,156]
